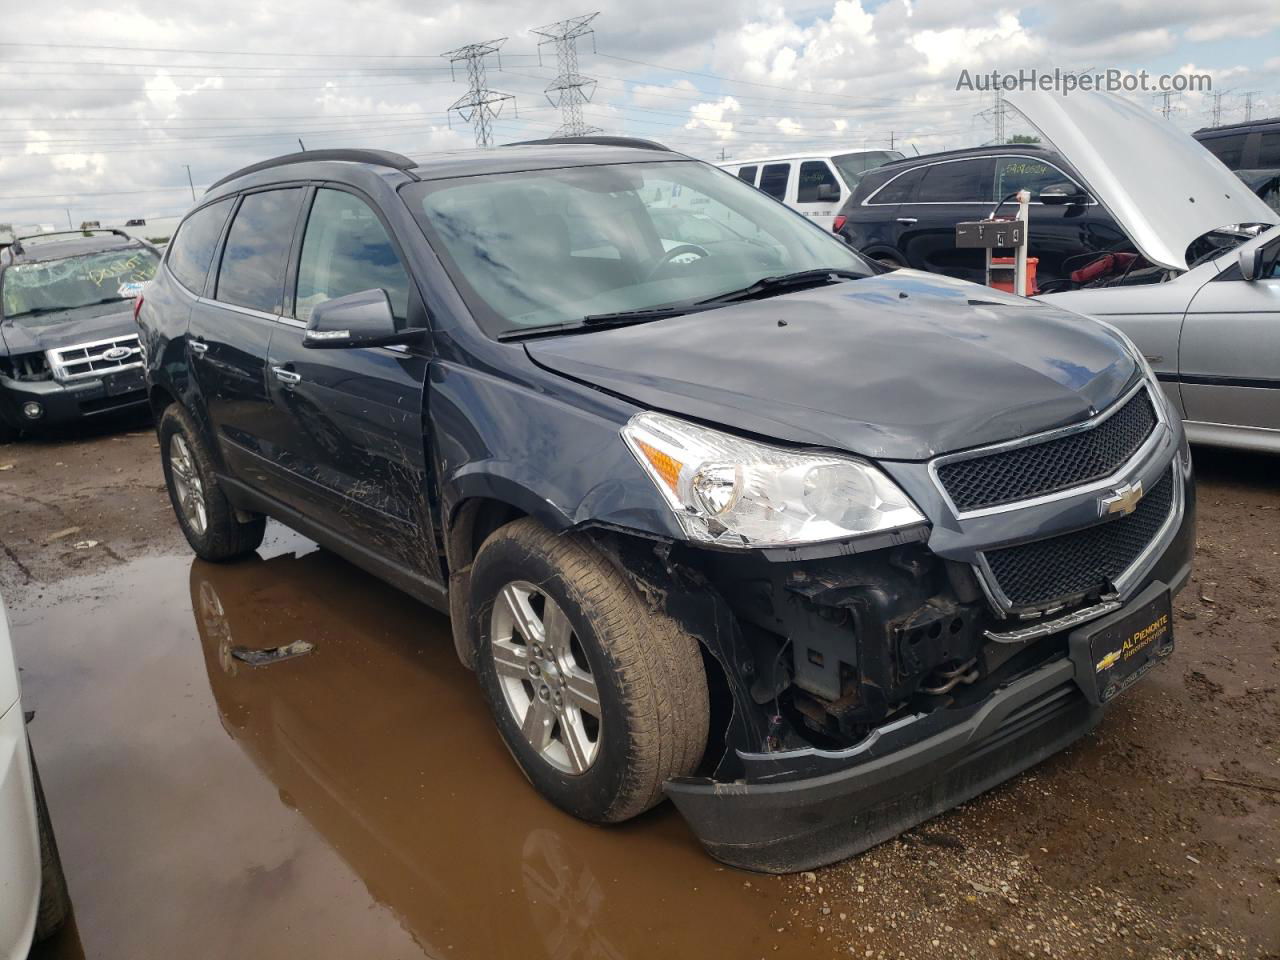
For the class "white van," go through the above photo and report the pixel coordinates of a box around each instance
[718,149,905,231]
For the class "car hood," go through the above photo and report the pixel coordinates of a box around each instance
[525,271,1137,461]
[0,303,137,355]
[1006,90,1279,272]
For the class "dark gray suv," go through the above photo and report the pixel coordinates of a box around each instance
[136,140,1195,873]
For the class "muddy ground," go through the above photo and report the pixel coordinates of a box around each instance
[1,420,1277,960]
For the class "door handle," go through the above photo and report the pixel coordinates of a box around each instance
[188,339,208,354]
[271,366,302,385]
[896,217,918,224]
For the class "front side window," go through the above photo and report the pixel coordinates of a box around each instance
[796,161,839,203]
[737,165,758,185]
[758,163,791,200]
[994,156,1080,201]
[215,188,305,314]
[295,189,411,323]
[916,158,996,203]
[406,160,870,337]
[2,247,160,323]
[168,198,233,294]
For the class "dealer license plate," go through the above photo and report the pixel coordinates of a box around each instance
[1069,584,1174,705]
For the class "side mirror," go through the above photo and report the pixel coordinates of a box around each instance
[815,183,840,202]
[303,289,427,349]
[1038,182,1088,206]
[1238,246,1266,282]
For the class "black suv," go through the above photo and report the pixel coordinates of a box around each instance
[138,141,1194,872]
[0,230,158,440]
[834,145,1129,285]
[1194,116,1280,171]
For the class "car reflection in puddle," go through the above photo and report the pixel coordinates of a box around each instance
[188,537,781,960]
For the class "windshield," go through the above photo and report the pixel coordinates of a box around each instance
[404,160,871,336]
[831,151,904,187]
[2,248,159,323]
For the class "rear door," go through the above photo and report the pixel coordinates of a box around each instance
[263,186,437,578]
[846,164,926,262]
[1179,235,1280,434]
[187,187,306,484]
[757,162,792,206]
[898,157,995,282]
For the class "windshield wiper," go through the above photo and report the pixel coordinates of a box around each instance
[498,303,710,341]
[6,295,132,320]
[698,268,865,305]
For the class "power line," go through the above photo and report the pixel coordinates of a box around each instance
[442,39,517,147]
[531,13,601,137]
[0,40,532,60]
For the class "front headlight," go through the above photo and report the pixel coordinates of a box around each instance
[622,412,925,548]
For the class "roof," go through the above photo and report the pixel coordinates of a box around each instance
[2,233,144,266]
[203,139,692,199]
[715,147,901,167]
[872,142,1062,170]
[1193,116,1280,136]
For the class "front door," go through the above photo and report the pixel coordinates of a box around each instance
[187,187,306,484]
[993,156,1126,285]
[264,187,437,580]
[1180,236,1280,433]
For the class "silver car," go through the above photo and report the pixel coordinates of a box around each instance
[1012,90,1280,454]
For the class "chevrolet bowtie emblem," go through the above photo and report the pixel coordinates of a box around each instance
[1099,480,1144,518]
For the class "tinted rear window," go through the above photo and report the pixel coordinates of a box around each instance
[1203,133,1248,169]
[759,163,790,200]
[1259,132,1280,168]
[869,166,925,204]
[167,199,233,295]
[215,189,305,314]
[916,158,995,203]
[737,165,758,185]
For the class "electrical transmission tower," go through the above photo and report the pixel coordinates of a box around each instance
[1154,90,1179,120]
[1208,89,1233,127]
[531,13,601,136]
[1242,90,1262,122]
[974,89,1007,144]
[442,38,516,147]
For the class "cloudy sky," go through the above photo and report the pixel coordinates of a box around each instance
[1,0,1278,227]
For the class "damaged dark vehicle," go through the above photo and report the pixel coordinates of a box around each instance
[137,140,1195,873]
[0,230,157,441]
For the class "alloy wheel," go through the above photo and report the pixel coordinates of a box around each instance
[169,433,208,536]
[490,581,602,774]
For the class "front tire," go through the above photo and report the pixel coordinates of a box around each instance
[158,405,265,561]
[470,518,709,823]
[31,749,69,941]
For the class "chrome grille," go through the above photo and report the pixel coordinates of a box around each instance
[46,334,143,383]
[936,387,1158,514]
[981,466,1175,611]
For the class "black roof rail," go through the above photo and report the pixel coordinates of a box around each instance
[206,148,419,193]
[502,135,674,152]
[1193,116,1280,135]
[9,227,132,256]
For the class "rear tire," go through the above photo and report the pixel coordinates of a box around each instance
[30,749,69,942]
[874,253,907,270]
[470,518,709,823]
[158,404,265,561]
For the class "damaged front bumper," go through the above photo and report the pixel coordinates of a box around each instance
[596,440,1196,873]
[665,652,1096,873]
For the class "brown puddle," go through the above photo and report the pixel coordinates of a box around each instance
[13,528,805,960]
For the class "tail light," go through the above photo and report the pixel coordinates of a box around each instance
[133,292,144,323]
[832,215,847,233]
